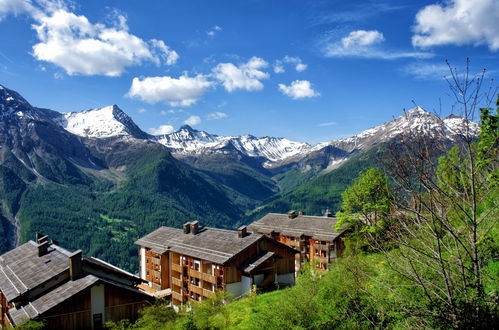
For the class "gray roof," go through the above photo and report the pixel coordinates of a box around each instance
[8,274,151,326]
[135,226,264,264]
[248,213,343,241]
[0,241,71,301]
[8,275,99,326]
[241,251,275,274]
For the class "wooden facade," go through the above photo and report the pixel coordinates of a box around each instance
[0,235,154,329]
[136,223,298,306]
[249,212,345,270]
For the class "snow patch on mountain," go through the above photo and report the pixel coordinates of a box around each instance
[0,84,40,121]
[155,125,311,163]
[56,105,148,139]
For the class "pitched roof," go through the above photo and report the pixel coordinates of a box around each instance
[248,213,343,241]
[8,275,151,326]
[8,275,100,326]
[240,251,275,274]
[0,241,71,301]
[135,226,264,264]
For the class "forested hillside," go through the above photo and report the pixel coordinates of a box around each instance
[107,99,498,329]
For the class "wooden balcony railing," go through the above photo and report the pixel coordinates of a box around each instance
[202,289,216,299]
[189,285,203,295]
[171,277,182,287]
[202,273,217,284]
[188,268,202,278]
[172,290,183,302]
[171,263,182,273]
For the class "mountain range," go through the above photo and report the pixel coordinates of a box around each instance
[0,84,479,270]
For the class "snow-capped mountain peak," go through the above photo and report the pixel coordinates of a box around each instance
[56,105,148,139]
[318,106,479,153]
[0,85,40,121]
[154,126,311,163]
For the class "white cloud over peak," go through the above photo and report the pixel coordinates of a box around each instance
[278,80,320,99]
[322,29,433,59]
[127,74,213,107]
[206,112,228,120]
[148,124,175,135]
[212,56,269,92]
[412,0,499,51]
[184,115,201,126]
[0,0,178,76]
[274,56,307,73]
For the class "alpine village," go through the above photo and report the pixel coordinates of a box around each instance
[0,1,498,329]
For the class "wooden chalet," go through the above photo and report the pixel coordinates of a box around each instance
[248,210,345,270]
[0,234,153,329]
[135,222,298,306]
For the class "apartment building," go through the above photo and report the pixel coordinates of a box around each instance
[248,211,345,270]
[135,221,298,306]
[0,233,153,329]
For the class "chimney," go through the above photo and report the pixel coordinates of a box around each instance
[237,226,247,238]
[190,221,199,235]
[37,240,50,257]
[69,250,83,281]
[36,234,49,245]
[288,210,297,219]
[324,208,333,218]
[183,222,191,234]
[298,210,305,216]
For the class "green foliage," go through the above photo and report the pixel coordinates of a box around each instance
[249,146,383,221]
[14,320,45,329]
[335,168,392,235]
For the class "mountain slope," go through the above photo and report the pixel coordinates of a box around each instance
[0,85,254,270]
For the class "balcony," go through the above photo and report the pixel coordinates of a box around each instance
[189,285,203,295]
[171,263,182,273]
[202,273,217,284]
[188,268,202,278]
[172,290,183,302]
[202,289,216,299]
[171,277,182,287]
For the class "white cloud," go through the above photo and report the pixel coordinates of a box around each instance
[148,124,175,135]
[184,115,201,126]
[127,74,213,106]
[342,30,384,48]
[207,25,222,37]
[212,56,269,92]
[322,29,433,59]
[274,61,285,73]
[295,63,307,72]
[278,80,320,100]
[160,109,183,115]
[317,121,337,127]
[274,56,307,73]
[1,0,178,76]
[0,0,36,19]
[412,0,499,51]
[138,108,147,113]
[206,112,228,120]
[401,62,450,80]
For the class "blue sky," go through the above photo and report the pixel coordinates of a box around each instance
[0,0,498,143]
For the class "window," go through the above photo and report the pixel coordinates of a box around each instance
[193,259,201,271]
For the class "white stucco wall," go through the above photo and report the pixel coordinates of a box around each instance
[241,276,252,294]
[277,273,295,285]
[226,281,243,298]
[140,247,146,280]
[91,284,105,322]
